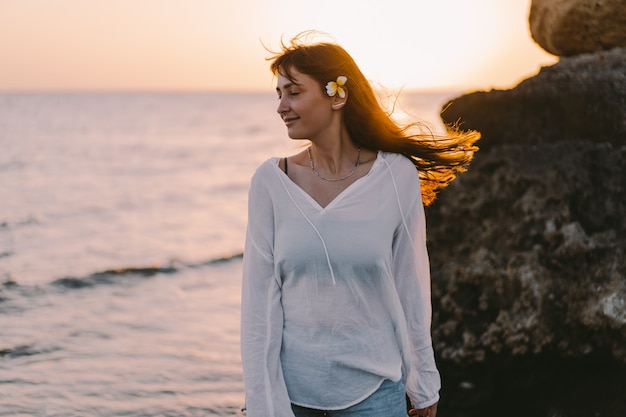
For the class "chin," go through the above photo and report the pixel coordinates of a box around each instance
[287,131,308,140]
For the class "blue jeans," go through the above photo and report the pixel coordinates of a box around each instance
[291,378,407,417]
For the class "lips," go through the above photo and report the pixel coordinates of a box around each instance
[283,116,299,126]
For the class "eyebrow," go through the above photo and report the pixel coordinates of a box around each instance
[276,82,291,93]
[276,80,301,93]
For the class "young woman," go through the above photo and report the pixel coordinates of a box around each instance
[241,33,479,417]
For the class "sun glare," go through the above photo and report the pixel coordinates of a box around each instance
[246,0,556,92]
[0,0,556,92]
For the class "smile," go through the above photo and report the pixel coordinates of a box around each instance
[283,116,299,126]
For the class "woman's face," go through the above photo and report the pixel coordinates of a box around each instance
[276,68,335,141]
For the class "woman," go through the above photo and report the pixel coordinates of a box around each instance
[241,32,479,417]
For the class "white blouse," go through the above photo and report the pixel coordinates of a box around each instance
[241,152,440,417]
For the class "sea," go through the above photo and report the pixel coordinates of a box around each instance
[0,90,459,416]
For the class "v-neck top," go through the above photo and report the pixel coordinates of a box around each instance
[241,152,440,416]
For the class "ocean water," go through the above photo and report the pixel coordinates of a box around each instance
[0,90,458,416]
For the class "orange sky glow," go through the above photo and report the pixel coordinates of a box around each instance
[0,0,557,93]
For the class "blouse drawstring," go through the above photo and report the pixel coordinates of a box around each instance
[275,168,337,285]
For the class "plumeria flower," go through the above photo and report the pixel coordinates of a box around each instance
[326,76,347,98]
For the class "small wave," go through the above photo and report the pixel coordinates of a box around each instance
[0,278,37,310]
[0,215,40,230]
[0,343,61,359]
[1,277,19,300]
[2,276,17,286]
[186,252,243,267]
[51,252,243,289]
[0,253,243,307]
[53,265,178,288]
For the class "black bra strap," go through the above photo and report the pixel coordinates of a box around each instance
[283,157,288,175]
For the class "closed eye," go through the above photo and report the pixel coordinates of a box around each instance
[276,90,299,100]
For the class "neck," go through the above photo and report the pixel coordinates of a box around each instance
[309,144,359,175]
[308,127,357,175]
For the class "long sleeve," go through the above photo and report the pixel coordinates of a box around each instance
[392,185,441,409]
[240,171,295,417]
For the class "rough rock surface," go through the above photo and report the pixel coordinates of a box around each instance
[529,0,626,56]
[426,141,626,364]
[425,141,626,417]
[439,47,626,153]
[427,24,626,415]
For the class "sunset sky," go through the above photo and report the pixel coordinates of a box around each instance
[0,0,557,92]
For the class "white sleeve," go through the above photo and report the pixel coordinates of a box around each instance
[240,172,295,417]
[392,188,441,409]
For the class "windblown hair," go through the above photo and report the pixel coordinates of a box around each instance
[268,32,480,206]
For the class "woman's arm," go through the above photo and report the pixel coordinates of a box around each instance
[392,186,441,409]
[240,172,295,417]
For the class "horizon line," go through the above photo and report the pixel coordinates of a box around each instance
[0,85,483,95]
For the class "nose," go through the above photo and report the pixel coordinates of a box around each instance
[276,97,288,115]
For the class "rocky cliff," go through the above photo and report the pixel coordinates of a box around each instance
[427,1,626,416]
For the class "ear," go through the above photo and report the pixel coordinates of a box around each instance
[331,90,348,110]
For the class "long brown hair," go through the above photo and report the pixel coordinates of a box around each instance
[268,32,480,205]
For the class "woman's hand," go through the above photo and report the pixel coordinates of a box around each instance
[408,402,437,417]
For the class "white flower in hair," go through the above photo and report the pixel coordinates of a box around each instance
[325,76,347,98]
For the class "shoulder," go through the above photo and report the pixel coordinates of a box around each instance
[254,157,280,174]
[248,158,281,209]
[379,152,422,205]
[251,157,280,183]
[248,158,282,199]
[379,152,419,179]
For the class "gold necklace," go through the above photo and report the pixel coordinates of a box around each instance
[307,147,361,182]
